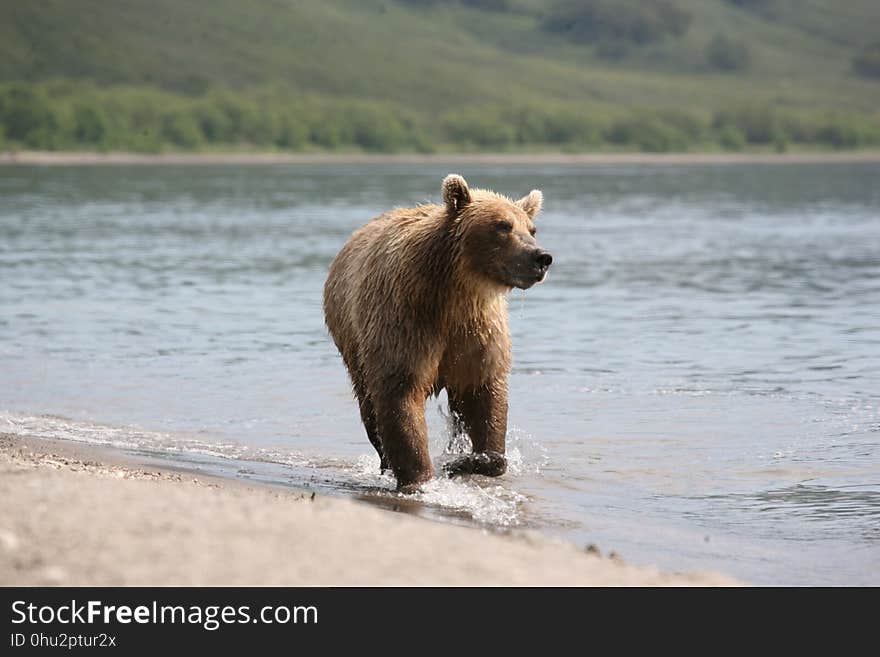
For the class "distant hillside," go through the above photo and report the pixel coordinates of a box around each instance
[1,0,878,153]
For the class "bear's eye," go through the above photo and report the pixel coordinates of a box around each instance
[529,227,537,237]
[495,220,513,233]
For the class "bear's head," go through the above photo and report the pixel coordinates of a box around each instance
[442,174,552,290]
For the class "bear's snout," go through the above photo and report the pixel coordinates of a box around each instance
[534,249,553,268]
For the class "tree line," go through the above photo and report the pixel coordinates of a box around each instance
[1,82,878,154]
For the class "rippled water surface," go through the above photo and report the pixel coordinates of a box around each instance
[2,162,878,584]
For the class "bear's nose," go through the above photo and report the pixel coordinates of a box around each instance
[534,250,553,268]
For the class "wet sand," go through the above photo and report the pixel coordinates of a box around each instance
[2,150,880,166]
[0,434,736,586]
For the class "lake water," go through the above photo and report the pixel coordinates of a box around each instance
[1,162,878,585]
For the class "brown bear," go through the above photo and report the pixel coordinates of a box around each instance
[323,174,552,492]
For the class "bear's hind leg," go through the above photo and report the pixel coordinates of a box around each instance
[352,376,389,473]
[359,393,390,473]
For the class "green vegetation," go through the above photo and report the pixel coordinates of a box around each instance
[3,80,877,153]
[0,0,878,153]
[853,42,880,79]
[0,82,430,153]
[723,0,774,10]
[542,0,691,46]
[705,32,750,71]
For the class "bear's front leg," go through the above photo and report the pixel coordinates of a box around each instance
[374,390,434,493]
[444,383,508,478]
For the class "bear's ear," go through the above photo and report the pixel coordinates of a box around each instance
[442,174,472,213]
[516,190,543,219]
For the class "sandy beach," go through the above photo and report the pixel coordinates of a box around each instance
[2,150,880,167]
[0,434,736,586]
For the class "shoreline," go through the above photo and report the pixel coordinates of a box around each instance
[3,150,880,167]
[0,433,737,586]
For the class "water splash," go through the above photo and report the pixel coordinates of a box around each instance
[506,425,550,476]
[410,478,526,526]
[348,452,526,526]
[329,409,549,527]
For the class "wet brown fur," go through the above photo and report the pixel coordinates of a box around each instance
[323,175,545,491]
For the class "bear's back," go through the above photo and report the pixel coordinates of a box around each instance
[323,203,448,356]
